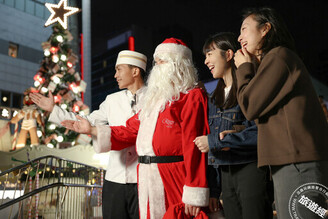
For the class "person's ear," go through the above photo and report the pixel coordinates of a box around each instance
[132,67,140,77]
[261,22,272,37]
[226,49,234,62]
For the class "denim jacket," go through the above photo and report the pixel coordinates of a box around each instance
[207,95,258,167]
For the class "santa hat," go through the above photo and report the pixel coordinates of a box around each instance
[154,38,192,60]
[116,50,147,71]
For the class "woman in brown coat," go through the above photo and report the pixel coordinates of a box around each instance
[234,7,328,219]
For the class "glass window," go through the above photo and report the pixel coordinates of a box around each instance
[35,2,44,18]
[12,93,22,108]
[8,43,18,58]
[15,0,25,11]
[25,0,35,15]
[4,0,14,7]
[1,91,11,107]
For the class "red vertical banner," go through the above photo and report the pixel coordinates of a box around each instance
[128,36,135,51]
[80,33,84,102]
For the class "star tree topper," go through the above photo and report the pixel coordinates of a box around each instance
[45,0,80,29]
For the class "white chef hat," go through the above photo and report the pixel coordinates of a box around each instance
[115,50,147,71]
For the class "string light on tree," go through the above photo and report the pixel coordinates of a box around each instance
[44,49,51,56]
[37,130,43,138]
[52,76,61,84]
[49,124,56,130]
[67,61,73,68]
[44,0,80,29]
[56,35,64,43]
[41,87,48,93]
[72,104,80,112]
[34,81,41,87]
[69,82,79,93]
[61,104,68,110]
[56,135,64,143]
[60,54,67,61]
[54,95,62,103]
[50,47,59,54]
[34,74,45,84]
[33,16,89,147]
[52,54,59,63]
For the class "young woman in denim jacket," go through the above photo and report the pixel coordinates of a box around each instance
[194,32,273,219]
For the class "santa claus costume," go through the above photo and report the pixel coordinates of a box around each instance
[94,38,210,219]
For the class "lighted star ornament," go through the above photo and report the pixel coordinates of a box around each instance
[45,0,79,29]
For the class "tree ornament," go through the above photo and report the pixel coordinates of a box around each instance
[45,0,80,30]
[10,88,42,150]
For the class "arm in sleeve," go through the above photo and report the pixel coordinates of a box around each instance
[208,131,219,153]
[217,120,257,150]
[236,53,295,120]
[92,113,140,153]
[181,89,210,207]
[49,100,109,126]
[48,105,80,125]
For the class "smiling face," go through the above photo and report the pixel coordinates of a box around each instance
[238,15,268,56]
[204,45,230,79]
[114,64,135,89]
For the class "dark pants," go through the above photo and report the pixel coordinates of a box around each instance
[220,162,273,219]
[102,180,139,219]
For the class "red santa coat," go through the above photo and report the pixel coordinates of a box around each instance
[95,88,209,219]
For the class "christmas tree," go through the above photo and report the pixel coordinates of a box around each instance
[33,23,89,148]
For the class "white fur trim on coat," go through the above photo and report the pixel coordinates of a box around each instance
[182,185,209,207]
[138,163,166,219]
[154,43,192,60]
[137,102,167,219]
[92,125,112,153]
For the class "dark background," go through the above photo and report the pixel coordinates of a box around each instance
[90,0,328,85]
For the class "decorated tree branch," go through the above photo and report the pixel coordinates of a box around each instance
[32,23,89,148]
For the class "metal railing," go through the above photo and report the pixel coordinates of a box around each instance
[0,155,104,218]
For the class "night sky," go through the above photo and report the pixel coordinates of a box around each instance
[90,0,328,84]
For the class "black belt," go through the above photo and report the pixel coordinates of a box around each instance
[138,155,184,164]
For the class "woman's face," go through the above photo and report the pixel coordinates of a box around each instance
[238,15,266,55]
[204,46,230,79]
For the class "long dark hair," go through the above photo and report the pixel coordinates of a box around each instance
[241,7,296,58]
[203,32,239,109]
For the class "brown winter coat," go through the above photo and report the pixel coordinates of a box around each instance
[236,46,328,167]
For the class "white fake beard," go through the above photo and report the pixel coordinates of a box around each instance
[140,62,181,119]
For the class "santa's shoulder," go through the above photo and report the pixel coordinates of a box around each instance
[187,87,207,96]
[182,87,207,101]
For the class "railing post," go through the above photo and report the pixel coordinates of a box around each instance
[35,172,39,218]
[28,176,32,219]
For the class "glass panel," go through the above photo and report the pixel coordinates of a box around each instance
[8,43,18,58]
[4,0,14,7]
[12,93,22,108]
[15,0,25,11]
[35,2,44,18]
[1,91,11,107]
[25,0,35,15]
